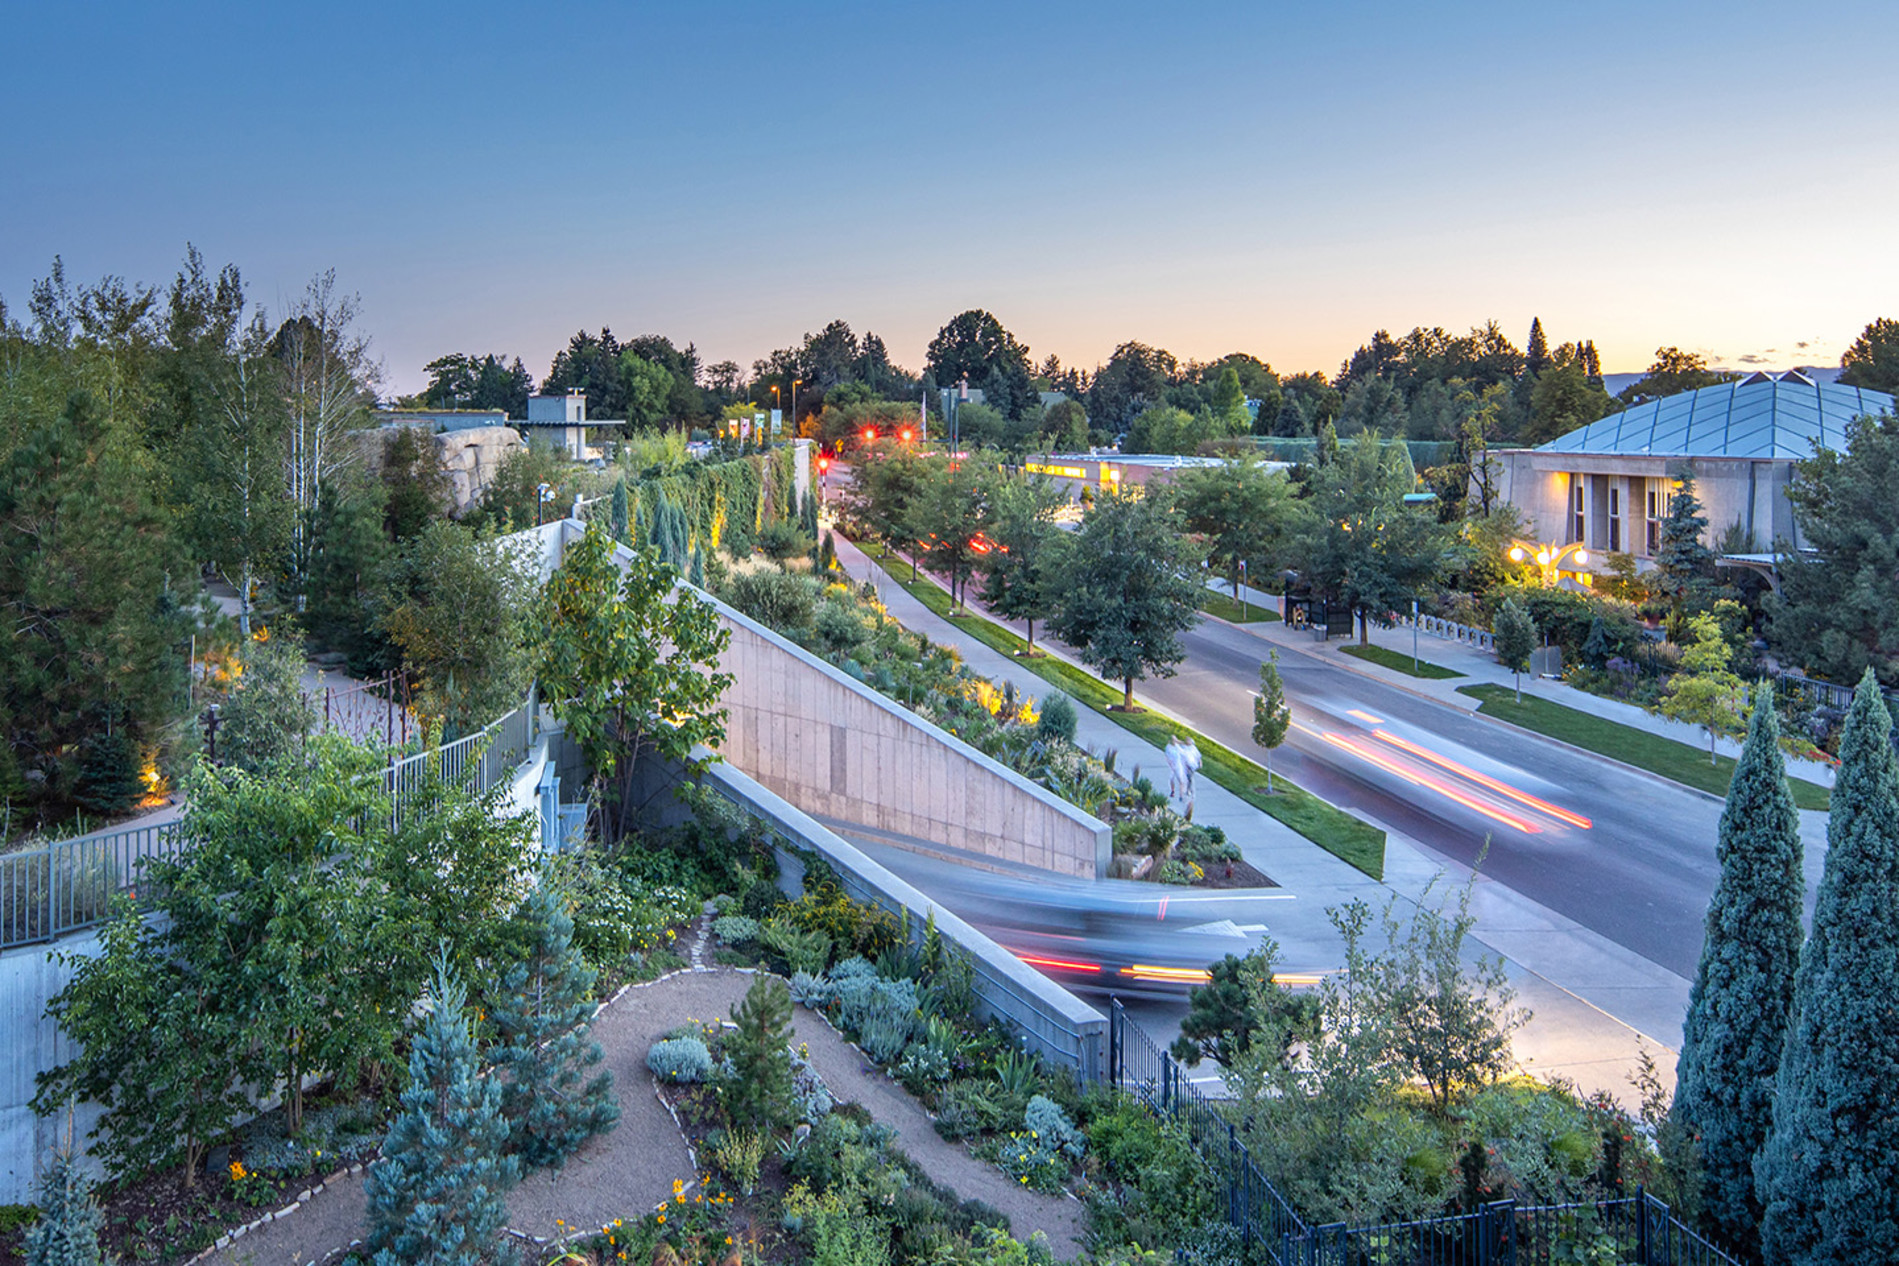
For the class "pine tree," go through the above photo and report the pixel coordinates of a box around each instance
[688,545,706,589]
[24,1153,108,1266]
[1525,317,1550,376]
[1673,684,1804,1253]
[1755,671,1899,1265]
[722,975,795,1133]
[492,878,619,1170]
[1655,473,1713,634]
[363,954,519,1266]
[608,478,629,544]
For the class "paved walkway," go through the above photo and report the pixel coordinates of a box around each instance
[206,935,1082,1264]
[833,534,1688,1105]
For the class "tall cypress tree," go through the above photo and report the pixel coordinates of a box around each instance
[1673,684,1804,1252]
[1756,671,1899,1265]
[491,877,619,1169]
[608,477,629,544]
[363,954,519,1266]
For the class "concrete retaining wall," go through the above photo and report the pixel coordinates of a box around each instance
[537,519,1110,878]
[1,932,105,1203]
[628,745,1107,1078]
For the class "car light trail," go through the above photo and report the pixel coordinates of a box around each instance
[1271,972,1326,986]
[1014,953,1102,974]
[1322,732,1542,834]
[1120,964,1214,984]
[1346,709,1386,725]
[1371,731,1593,829]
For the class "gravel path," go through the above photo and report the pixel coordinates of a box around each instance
[203,923,1083,1263]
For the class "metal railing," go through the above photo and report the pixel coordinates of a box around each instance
[1300,1191,1738,1266]
[1397,612,1496,652]
[384,685,538,828]
[1,820,187,950]
[1110,999,1308,1262]
[3,692,542,952]
[1111,1001,1739,1266]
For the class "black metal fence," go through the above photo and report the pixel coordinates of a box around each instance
[1109,1002,1740,1266]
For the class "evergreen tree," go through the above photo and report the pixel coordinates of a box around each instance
[608,478,629,543]
[218,632,317,773]
[1673,684,1804,1254]
[1524,317,1550,376]
[364,954,519,1266]
[492,877,619,1169]
[1655,472,1714,633]
[1756,671,1899,1265]
[688,545,706,589]
[24,1153,108,1266]
[304,479,394,675]
[722,975,796,1133]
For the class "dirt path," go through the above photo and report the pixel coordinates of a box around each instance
[204,933,1083,1263]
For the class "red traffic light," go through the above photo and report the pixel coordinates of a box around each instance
[817,456,831,472]
[862,427,876,442]
[899,428,914,442]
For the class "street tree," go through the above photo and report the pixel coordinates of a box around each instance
[1252,652,1291,792]
[1047,488,1204,710]
[1660,612,1747,765]
[1756,672,1899,1266]
[534,524,733,842]
[1673,683,1804,1255]
[1493,598,1535,701]
[981,473,1068,653]
[1293,432,1448,645]
[1767,410,1899,686]
[906,455,995,611]
[1172,457,1299,594]
[851,441,932,577]
[1836,317,1899,394]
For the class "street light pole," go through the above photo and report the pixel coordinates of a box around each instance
[791,378,801,439]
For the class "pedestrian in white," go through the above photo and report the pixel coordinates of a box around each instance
[1182,737,1203,816]
[1165,736,1188,802]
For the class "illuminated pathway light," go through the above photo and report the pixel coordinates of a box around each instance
[1371,730,1593,829]
[1321,732,1543,834]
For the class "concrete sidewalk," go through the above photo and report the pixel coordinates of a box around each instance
[1213,579,1834,791]
[832,536,1686,1105]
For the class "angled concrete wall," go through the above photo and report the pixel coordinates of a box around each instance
[540,519,1110,878]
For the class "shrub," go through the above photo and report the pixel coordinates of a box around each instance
[762,918,833,974]
[1024,1095,1085,1161]
[24,1153,106,1266]
[1036,693,1078,743]
[711,1127,765,1196]
[896,1044,954,1094]
[711,914,760,945]
[934,1079,1007,1141]
[646,1037,713,1084]
[741,877,786,920]
[727,566,817,634]
[790,970,834,1009]
[995,1127,1069,1192]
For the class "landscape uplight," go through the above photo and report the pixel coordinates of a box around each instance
[1508,546,1525,562]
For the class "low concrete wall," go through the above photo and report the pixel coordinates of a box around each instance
[629,746,1107,1078]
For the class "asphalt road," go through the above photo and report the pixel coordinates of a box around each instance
[1138,618,1828,980]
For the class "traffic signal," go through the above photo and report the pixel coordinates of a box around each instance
[863,427,876,442]
[817,455,831,473]
[899,427,913,442]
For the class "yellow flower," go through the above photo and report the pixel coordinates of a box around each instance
[656,1213,666,1224]
[228,1161,247,1181]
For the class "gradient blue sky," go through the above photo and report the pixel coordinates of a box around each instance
[5,1,1896,397]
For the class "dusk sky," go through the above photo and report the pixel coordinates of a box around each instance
[5,1,1897,397]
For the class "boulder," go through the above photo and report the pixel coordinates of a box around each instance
[434,425,525,516]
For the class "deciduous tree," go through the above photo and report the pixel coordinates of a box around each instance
[1172,458,1298,593]
[1659,613,1747,764]
[1835,317,1899,394]
[1252,652,1291,791]
[1048,488,1203,709]
[1293,433,1448,645]
[1493,599,1535,701]
[981,473,1068,653]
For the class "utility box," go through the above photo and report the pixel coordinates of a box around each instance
[1531,646,1563,679]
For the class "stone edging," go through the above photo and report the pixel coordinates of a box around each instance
[185,1162,366,1265]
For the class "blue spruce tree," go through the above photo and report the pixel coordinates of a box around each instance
[492,877,619,1169]
[363,954,519,1266]
[607,478,629,544]
[1673,684,1803,1253]
[1755,671,1899,1265]
[24,1153,107,1266]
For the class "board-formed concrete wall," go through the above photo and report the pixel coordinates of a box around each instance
[1,933,105,1203]
[539,519,1111,878]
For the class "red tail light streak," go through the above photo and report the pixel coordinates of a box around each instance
[1371,731,1593,830]
[1321,732,1543,834]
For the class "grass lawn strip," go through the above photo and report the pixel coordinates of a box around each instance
[866,548,1387,879]
[1458,684,1830,812]
[1198,588,1280,624]
[1339,642,1464,680]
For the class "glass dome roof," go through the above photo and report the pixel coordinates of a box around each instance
[1535,372,1894,460]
